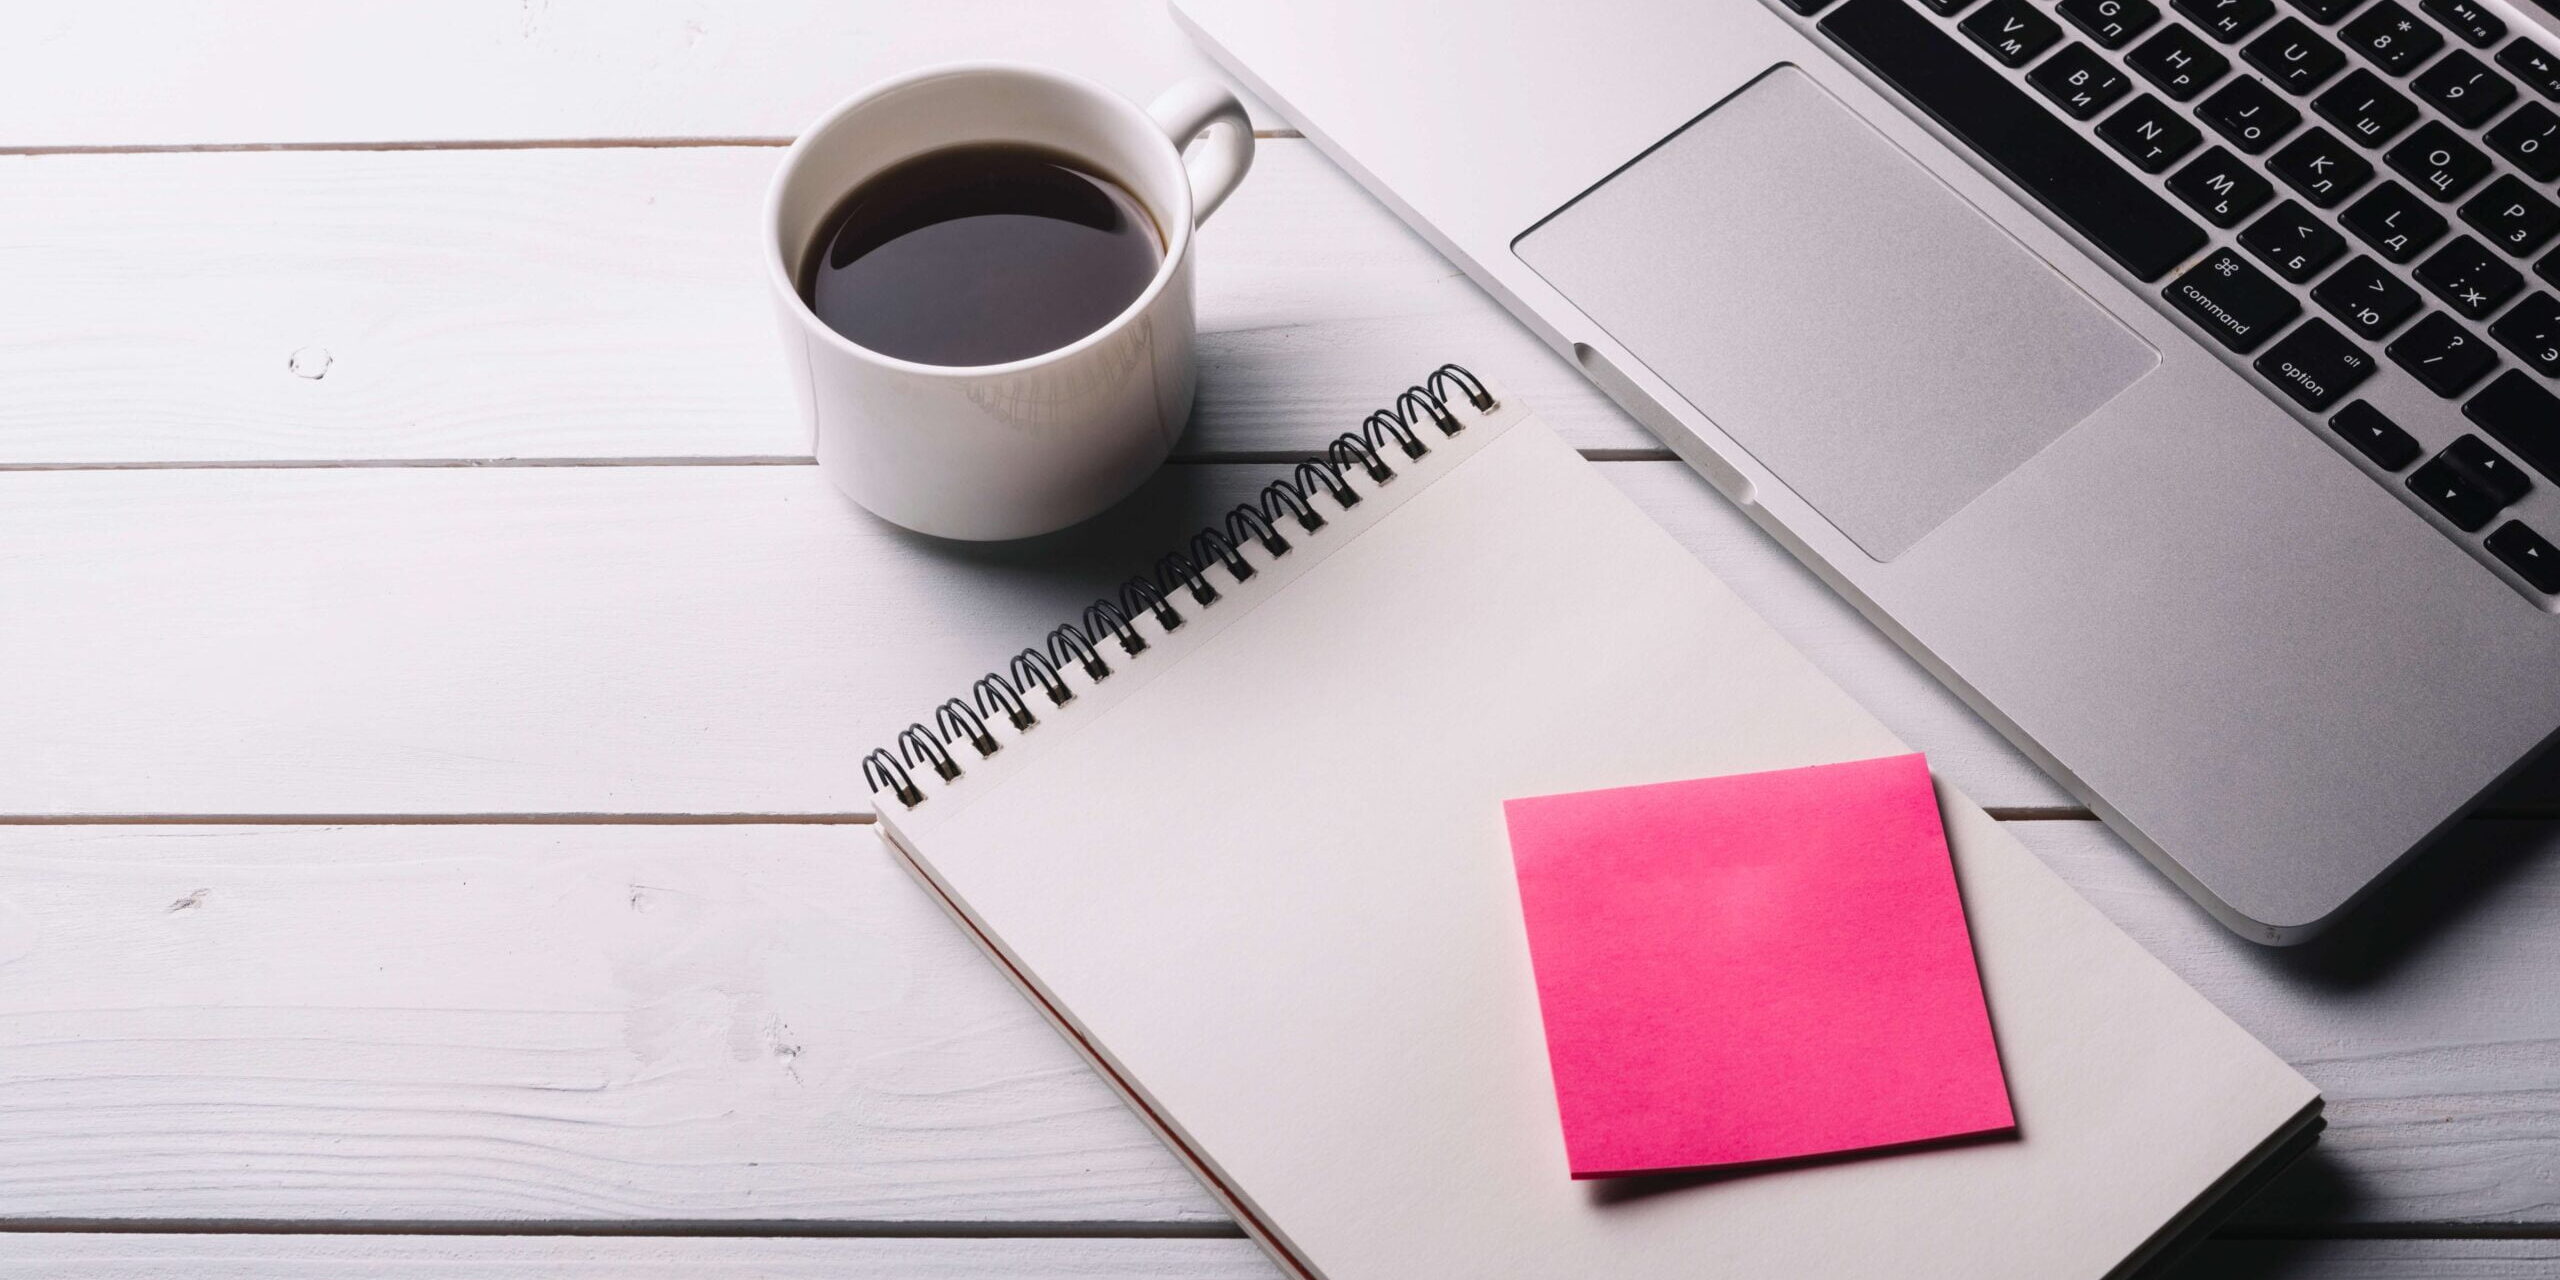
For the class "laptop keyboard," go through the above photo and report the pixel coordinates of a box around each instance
[1784,0,2560,599]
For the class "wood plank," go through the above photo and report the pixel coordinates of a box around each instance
[0,143,1635,465]
[0,1236,1282,1278]
[2179,1241,2560,1279]
[2036,816,2560,1230]
[0,823,1215,1223]
[0,1,1274,148]
[0,819,2557,1227]
[0,1236,2553,1279]
[0,460,2056,817]
[3,453,2537,817]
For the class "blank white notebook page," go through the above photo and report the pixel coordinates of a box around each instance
[882,400,2315,1280]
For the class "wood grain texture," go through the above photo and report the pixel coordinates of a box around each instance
[0,459,2057,818]
[0,1236,1281,1278]
[0,1,1273,148]
[0,143,1637,465]
[3,453,2541,818]
[0,818,2554,1227]
[2045,816,2560,1231]
[0,1236,2554,1279]
[0,823,1210,1223]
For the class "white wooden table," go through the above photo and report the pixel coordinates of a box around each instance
[2,4,2556,1276]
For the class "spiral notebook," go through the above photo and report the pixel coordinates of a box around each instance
[864,366,2321,1280]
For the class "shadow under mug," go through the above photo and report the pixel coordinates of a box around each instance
[764,63,1255,541]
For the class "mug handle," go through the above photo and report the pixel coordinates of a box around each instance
[1148,80,1256,225]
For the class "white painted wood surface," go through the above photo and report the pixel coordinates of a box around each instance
[0,142,1638,466]
[0,461,2070,817]
[0,823,1203,1224]
[0,1235,2553,1279]
[5,454,2541,819]
[4,0,2556,1267]
[0,818,2553,1227]
[0,1,1274,149]
[0,1237,1281,1280]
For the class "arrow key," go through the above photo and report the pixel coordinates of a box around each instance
[2329,399,2423,469]
[2487,520,2560,592]
[2408,448,2513,530]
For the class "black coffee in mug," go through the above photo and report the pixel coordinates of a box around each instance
[798,142,1165,367]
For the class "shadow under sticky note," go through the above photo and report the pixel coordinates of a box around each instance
[1502,752,2015,1180]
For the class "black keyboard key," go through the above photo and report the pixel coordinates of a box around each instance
[1921,0,1979,14]
[2460,175,2560,255]
[2177,0,2278,40]
[2409,450,2518,528]
[2100,93,2209,169]
[2387,121,2494,200]
[2417,234,2526,316]
[2331,398,2425,467]
[2497,37,2560,99]
[2245,18,2350,91]
[2287,0,2363,21]
[2062,0,2164,46]
[2201,75,2306,147]
[2172,145,2281,223]
[1963,0,2068,64]
[2445,431,2537,501]
[2464,368,2560,481]
[2389,310,2501,392]
[2131,24,2234,96]
[2317,254,2428,333]
[2422,0,2507,46]
[2413,49,2519,124]
[2256,317,2380,406]
[2268,126,2376,203]
[2485,101,2560,179]
[2490,290,2560,374]
[1785,0,1843,16]
[2165,247,2306,347]
[2341,0,2446,73]
[2243,199,2351,277]
[2032,43,2139,117]
[2541,248,2560,288]
[2342,179,2451,259]
[1823,0,2214,280]
[2315,68,2422,143]
[2486,519,2560,591]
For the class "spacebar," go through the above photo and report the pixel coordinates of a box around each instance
[1819,0,2207,282]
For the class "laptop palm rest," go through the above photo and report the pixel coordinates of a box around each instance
[1515,66,2158,562]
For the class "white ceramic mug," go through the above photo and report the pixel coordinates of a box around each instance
[764,64,1254,540]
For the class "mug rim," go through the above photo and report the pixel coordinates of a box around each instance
[762,60,1200,380]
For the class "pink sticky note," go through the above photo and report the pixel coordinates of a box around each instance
[1501,753,2013,1179]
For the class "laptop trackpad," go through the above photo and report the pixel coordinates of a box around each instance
[1515,66,2157,561]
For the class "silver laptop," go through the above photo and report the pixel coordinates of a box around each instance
[1176,0,2560,942]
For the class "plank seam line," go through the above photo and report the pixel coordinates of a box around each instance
[0,450,1685,472]
[0,812,2114,826]
[0,130,1305,157]
[1168,449,1686,465]
[0,813,877,826]
[0,1220,1247,1240]
[0,1221,2548,1241]
[2217,1224,2560,1241]
[6,809,2553,825]
[0,457,821,472]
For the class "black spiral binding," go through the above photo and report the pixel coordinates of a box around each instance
[861,363,1498,810]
